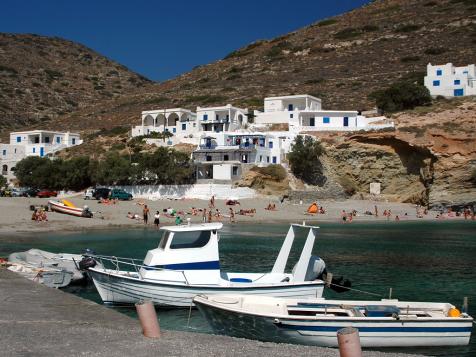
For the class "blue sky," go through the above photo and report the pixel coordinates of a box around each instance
[1,0,370,81]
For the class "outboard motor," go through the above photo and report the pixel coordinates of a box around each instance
[78,256,97,271]
[304,255,326,281]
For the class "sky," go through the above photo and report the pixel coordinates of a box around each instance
[1,0,370,81]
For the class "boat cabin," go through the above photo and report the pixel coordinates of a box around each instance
[141,223,223,284]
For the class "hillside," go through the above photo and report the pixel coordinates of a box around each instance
[1,0,475,207]
[15,0,476,133]
[0,33,151,131]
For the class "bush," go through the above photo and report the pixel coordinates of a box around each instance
[250,164,287,181]
[315,19,338,27]
[471,168,476,185]
[288,136,326,186]
[369,81,432,113]
[424,47,446,55]
[334,27,360,40]
[400,56,421,63]
[395,24,421,33]
[44,69,63,80]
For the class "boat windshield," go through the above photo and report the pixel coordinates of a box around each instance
[158,231,170,250]
[169,230,211,249]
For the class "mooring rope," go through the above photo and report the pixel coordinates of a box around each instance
[329,282,383,298]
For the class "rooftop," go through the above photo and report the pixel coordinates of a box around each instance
[10,130,80,136]
[264,94,321,102]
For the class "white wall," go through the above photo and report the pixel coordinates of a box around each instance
[112,184,256,200]
[213,164,232,180]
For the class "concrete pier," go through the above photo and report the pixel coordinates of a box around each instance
[0,269,423,357]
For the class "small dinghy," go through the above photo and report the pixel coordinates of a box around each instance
[88,223,332,307]
[48,200,93,218]
[194,294,473,347]
[7,249,94,285]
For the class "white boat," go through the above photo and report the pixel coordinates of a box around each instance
[8,249,86,283]
[193,294,473,347]
[88,223,327,307]
[48,200,93,218]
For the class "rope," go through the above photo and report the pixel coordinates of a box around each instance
[329,282,383,298]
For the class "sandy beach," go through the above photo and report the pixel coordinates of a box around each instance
[0,195,466,235]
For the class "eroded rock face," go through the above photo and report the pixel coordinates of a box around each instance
[321,135,434,204]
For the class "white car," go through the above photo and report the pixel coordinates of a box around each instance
[83,189,94,200]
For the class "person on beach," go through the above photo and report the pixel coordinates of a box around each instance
[209,195,215,208]
[175,215,183,225]
[395,215,400,221]
[215,209,222,221]
[143,205,150,224]
[208,209,212,223]
[229,207,235,223]
[202,208,207,223]
[374,205,378,217]
[154,211,160,227]
[341,210,347,223]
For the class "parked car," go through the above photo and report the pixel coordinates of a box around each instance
[0,189,12,197]
[83,188,94,200]
[25,188,40,197]
[110,189,132,201]
[37,190,58,198]
[93,188,111,200]
[11,188,28,197]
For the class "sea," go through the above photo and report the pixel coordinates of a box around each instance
[0,221,474,356]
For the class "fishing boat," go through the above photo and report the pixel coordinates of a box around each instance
[87,223,330,307]
[193,294,473,347]
[48,199,93,218]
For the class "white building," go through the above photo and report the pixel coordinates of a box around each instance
[424,63,476,97]
[254,94,393,132]
[0,130,82,183]
[192,131,294,182]
[197,104,248,133]
[131,108,199,145]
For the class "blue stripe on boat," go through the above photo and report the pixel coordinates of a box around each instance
[144,260,220,270]
[278,324,472,333]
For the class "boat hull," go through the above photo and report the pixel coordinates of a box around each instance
[48,200,91,218]
[194,299,473,347]
[88,268,324,308]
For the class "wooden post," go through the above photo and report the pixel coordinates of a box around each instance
[463,297,468,313]
[337,327,362,357]
[389,287,393,299]
[135,300,161,338]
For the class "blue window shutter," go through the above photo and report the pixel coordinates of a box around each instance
[433,80,440,86]
[454,80,460,85]
[272,156,277,164]
[33,148,36,153]
[172,128,176,133]
[216,114,219,120]
[203,114,208,121]
[323,117,330,124]
[2,150,6,156]
[454,89,464,96]
[269,141,273,148]
[436,69,442,76]
[288,104,293,111]
[290,114,293,118]
[16,137,21,143]
[182,123,186,130]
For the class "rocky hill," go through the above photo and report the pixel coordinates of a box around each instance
[0,33,151,131]
[0,0,475,207]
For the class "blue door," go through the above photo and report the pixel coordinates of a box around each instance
[40,147,44,157]
[206,138,212,148]
[343,117,349,127]
[310,117,315,126]
[454,89,464,97]
[288,104,294,111]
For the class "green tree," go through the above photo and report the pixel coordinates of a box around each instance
[288,136,326,186]
[0,174,7,188]
[369,80,431,113]
[92,152,132,185]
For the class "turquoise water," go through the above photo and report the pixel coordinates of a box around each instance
[0,221,475,356]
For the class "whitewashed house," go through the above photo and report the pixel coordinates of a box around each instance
[0,130,82,183]
[254,94,393,132]
[197,104,248,133]
[192,131,294,182]
[131,108,199,145]
[424,63,476,97]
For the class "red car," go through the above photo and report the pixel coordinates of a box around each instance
[37,190,58,198]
